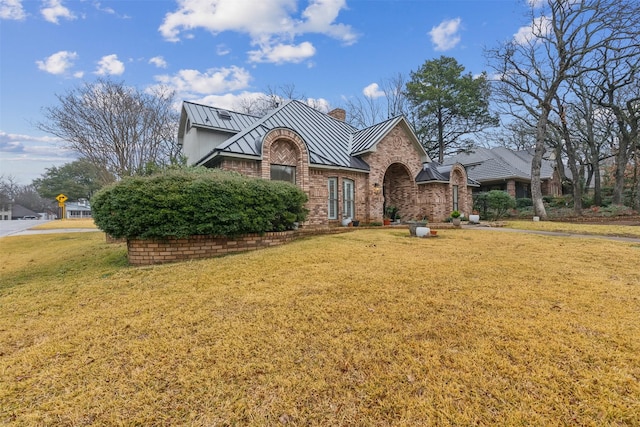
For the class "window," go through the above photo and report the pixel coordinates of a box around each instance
[328,178,338,219]
[453,185,459,211]
[270,164,296,184]
[343,179,354,219]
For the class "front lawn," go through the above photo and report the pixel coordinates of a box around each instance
[1,229,639,425]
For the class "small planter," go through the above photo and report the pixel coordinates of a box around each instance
[352,220,360,227]
[469,214,480,224]
[341,217,352,227]
[408,221,428,237]
[383,219,391,226]
[416,226,430,237]
[452,218,461,226]
[430,230,438,236]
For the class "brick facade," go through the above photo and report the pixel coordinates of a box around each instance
[215,122,472,224]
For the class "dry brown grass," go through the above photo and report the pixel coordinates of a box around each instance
[29,219,97,230]
[505,220,640,238]
[1,228,639,426]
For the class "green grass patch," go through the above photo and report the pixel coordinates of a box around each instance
[1,229,639,425]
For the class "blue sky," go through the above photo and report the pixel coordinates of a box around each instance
[0,0,538,184]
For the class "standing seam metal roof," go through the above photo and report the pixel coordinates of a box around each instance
[183,100,260,133]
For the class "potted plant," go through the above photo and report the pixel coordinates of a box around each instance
[384,206,398,226]
[450,210,461,226]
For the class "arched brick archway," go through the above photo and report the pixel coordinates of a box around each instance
[382,162,418,220]
[261,128,309,192]
[449,164,469,214]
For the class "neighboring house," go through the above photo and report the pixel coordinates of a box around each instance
[11,204,40,220]
[179,100,477,225]
[65,199,92,219]
[0,201,11,220]
[443,147,562,199]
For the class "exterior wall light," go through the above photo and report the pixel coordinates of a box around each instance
[373,183,381,194]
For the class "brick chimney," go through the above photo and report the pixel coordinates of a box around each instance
[328,108,346,121]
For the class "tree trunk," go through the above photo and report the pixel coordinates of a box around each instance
[558,102,582,215]
[593,159,602,206]
[437,109,444,163]
[613,138,629,205]
[531,106,550,220]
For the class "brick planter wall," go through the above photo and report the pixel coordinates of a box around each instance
[127,227,352,266]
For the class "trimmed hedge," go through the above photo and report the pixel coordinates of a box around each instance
[91,168,308,239]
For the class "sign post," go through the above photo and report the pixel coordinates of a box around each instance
[56,194,68,219]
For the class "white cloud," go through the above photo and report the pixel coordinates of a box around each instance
[0,0,26,20]
[154,66,252,96]
[36,50,78,75]
[41,0,76,24]
[362,83,385,99]
[0,131,76,184]
[216,44,230,56]
[149,56,168,68]
[95,54,125,75]
[248,41,316,64]
[159,0,356,64]
[528,0,545,8]
[429,17,462,51]
[513,15,551,45]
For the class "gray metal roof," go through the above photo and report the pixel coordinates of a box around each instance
[416,162,479,186]
[351,116,402,153]
[193,100,431,172]
[182,100,260,133]
[198,100,367,169]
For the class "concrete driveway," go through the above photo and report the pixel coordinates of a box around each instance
[0,220,101,237]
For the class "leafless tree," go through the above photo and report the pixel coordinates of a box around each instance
[488,0,639,219]
[342,73,412,128]
[585,41,640,206]
[38,79,180,179]
[234,84,328,116]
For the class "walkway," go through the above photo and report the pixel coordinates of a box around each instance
[464,224,640,244]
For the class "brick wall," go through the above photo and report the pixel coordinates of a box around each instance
[127,228,353,266]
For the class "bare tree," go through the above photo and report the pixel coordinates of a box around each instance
[38,79,180,179]
[342,73,412,128]
[585,42,640,206]
[488,0,639,219]
[234,84,328,117]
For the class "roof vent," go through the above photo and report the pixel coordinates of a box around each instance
[217,109,232,120]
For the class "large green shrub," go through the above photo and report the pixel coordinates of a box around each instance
[91,168,308,239]
[486,190,516,220]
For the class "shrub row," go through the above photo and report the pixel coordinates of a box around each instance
[91,168,308,239]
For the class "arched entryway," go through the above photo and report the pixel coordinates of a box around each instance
[382,163,417,221]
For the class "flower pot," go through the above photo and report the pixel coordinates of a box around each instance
[383,219,391,226]
[452,218,461,226]
[469,214,480,224]
[341,217,352,227]
[408,221,428,236]
[352,220,360,227]
[416,226,430,237]
[430,230,437,236]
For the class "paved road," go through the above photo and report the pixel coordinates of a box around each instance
[0,220,101,238]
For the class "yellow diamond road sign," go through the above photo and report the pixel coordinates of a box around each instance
[56,194,68,203]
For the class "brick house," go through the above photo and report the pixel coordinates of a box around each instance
[443,146,563,199]
[178,100,476,226]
